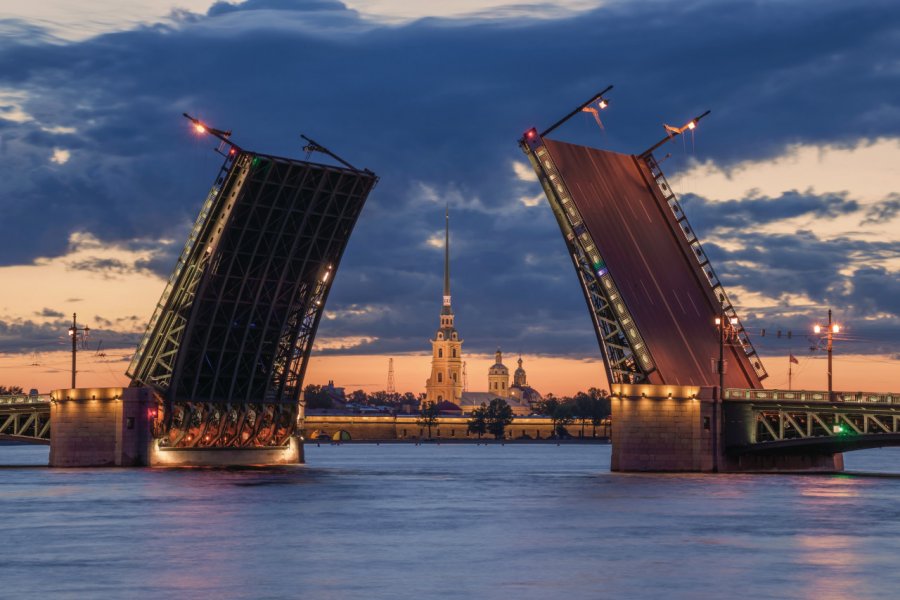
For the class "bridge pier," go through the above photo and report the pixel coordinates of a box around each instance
[48,387,303,467]
[611,384,717,472]
[611,384,843,473]
[49,387,156,467]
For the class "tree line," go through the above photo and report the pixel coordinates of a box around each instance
[534,387,610,438]
[415,388,610,440]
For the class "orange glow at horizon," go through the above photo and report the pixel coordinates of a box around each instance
[3,350,895,398]
[0,349,900,396]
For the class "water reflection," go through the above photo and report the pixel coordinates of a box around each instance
[2,444,900,598]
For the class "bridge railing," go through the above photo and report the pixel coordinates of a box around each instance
[725,388,900,405]
[0,394,51,406]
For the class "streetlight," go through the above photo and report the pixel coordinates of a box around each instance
[68,313,90,389]
[813,309,841,401]
[712,313,739,473]
[715,314,739,393]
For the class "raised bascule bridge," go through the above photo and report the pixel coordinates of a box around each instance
[34,117,377,466]
[520,86,899,472]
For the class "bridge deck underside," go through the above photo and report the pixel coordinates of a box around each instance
[543,140,761,388]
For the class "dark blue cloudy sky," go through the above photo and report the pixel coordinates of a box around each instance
[0,0,898,368]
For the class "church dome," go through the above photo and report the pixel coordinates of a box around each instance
[489,348,508,374]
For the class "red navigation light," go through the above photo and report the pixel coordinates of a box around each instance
[229,147,236,155]
[525,128,537,139]
[148,407,158,419]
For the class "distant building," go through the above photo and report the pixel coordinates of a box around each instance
[322,380,346,405]
[459,350,534,416]
[423,211,540,417]
[424,209,464,407]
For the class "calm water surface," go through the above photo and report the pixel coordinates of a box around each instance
[2,443,900,599]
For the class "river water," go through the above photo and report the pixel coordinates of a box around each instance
[2,443,900,599]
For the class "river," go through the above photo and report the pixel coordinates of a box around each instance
[2,443,900,599]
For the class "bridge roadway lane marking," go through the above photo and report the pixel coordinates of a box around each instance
[581,151,709,386]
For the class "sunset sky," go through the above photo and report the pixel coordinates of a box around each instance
[0,0,897,396]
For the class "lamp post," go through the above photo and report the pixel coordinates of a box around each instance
[813,309,840,401]
[714,315,739,390]
[713,313,738,473]
[67,313,90,389]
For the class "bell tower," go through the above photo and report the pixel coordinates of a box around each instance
[425,209,463,404]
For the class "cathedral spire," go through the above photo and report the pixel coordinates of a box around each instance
[443,206,451,308]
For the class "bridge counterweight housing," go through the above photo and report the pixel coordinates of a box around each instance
[127,148,377,455]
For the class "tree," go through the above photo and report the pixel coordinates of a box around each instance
[588,388,611,437]
[539,398,574,438]
[574,391,593,438]
[485,398,514,440]
[302,384,333,410]
[417,401,439,439]
[348,389,368,405]
[467,404,488,439]
[0,386,24,395]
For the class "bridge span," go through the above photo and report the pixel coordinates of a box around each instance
[0,395,50,444]
[725,388,900,454]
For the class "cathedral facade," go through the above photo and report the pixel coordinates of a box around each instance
[424,211,541,416]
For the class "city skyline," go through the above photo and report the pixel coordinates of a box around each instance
[1,0,898,396]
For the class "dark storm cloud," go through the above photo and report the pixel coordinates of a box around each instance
[705,229,900,305]
[0,0,898,357]
[681,191,860,232]
[0,317,140,353]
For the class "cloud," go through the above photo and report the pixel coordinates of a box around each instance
[35,308,64,318]
[861,194,900,225]
[0,316,140,353]
[682,190,860,232]
[50,147,70,164]
[0,0,898,364]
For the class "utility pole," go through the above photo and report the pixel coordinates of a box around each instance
[814,309,840,401]
[67,313,89,389]
[827,309,834,401]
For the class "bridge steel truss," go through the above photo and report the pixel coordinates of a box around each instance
[127,150,377,450]
[724,388,900,453]
[521,133,655,385]
[0,396,50,443]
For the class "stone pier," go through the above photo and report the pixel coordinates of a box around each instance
[49,387,156,467]
[611,384,716,472]
[48,386,303,467]
[610,384,843,473]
